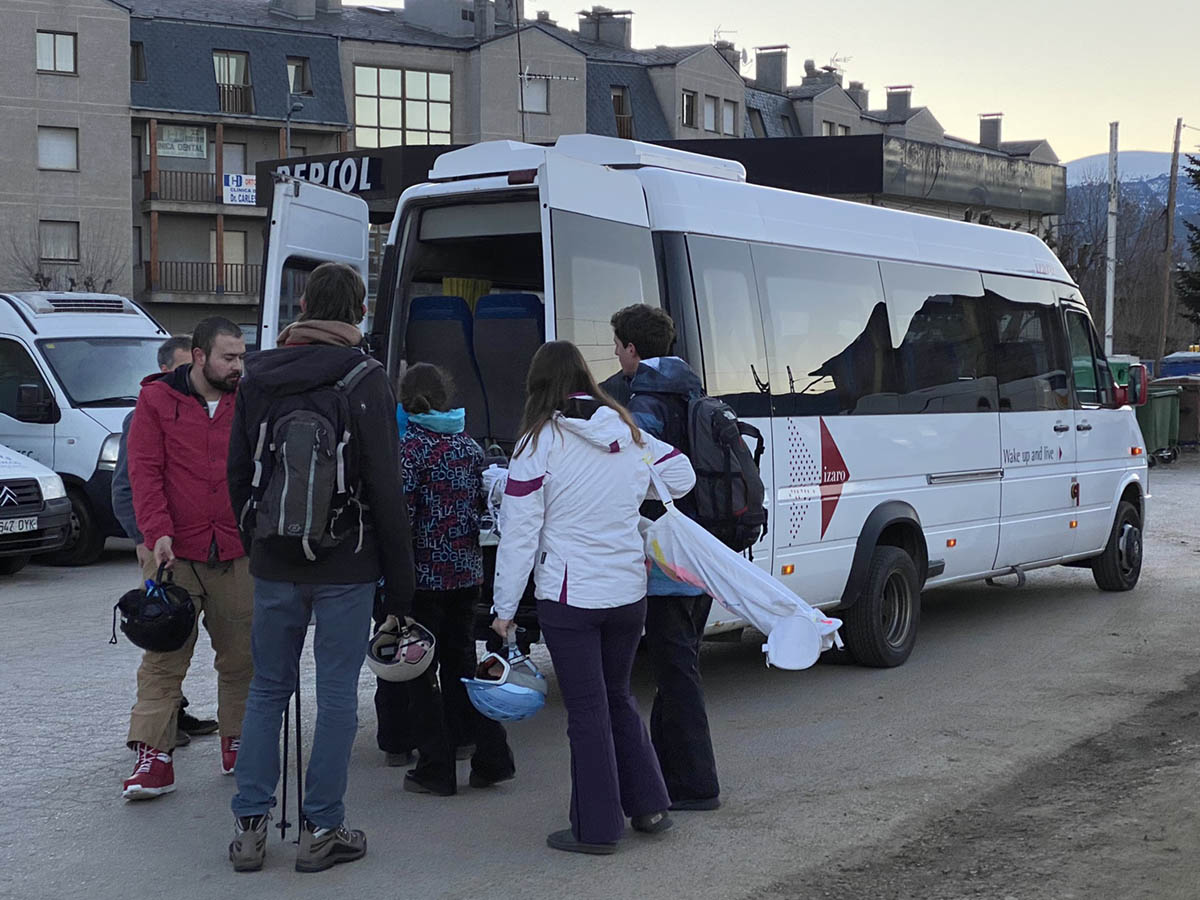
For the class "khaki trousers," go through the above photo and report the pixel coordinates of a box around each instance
[127,557,253,752]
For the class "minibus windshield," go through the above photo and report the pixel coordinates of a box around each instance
[36,338,165,407]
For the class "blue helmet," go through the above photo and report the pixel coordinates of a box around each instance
[462,644,547,722]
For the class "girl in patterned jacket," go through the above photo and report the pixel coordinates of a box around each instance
[377,363,515,797]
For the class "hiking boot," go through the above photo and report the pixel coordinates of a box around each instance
[631,810,673,834]
[546,828,617,855]
[229,813,270,873]
[174,728,191,747]
[295,820,367,873]
[122,743,174,801]
[179,710,219,736]
[221,736,240,775]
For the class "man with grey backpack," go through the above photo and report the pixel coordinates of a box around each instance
[226,262,414,874]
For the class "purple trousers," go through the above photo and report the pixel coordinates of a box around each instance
[537,598,670,844]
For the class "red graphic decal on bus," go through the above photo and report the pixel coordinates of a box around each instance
[819,418,849,539]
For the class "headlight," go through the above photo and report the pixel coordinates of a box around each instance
[97,433,121,472]
[37,473,66,501]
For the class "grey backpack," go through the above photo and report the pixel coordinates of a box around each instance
[242,357,381,561]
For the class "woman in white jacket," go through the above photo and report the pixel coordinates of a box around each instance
[491,341,697,855]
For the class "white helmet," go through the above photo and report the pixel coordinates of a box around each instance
[366,615,435,682]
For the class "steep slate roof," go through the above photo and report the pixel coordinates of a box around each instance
[130,18,348,124]
[787,83,836,101]
[526,21,708,66]
[864,106,928,124]
[586,62,671,141]
[125,0,477,48]
[744,86,798,138]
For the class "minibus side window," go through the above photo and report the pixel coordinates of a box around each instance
[752,244,891,416]
[552,210,660,379]
[0,339,51,423]
[979,274,1070,412]
[880,262,997,414]
[1065,309,1112,407]
[687,236,770,415]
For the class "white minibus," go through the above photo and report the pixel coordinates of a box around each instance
[258,135,1149,666]
[0,293,170,565]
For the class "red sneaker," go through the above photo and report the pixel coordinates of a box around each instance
[221,736,240,775]
[122,743,174,801]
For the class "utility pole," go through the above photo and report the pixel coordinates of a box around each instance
[1156,117,1184,368]
[1105,122,1118,356]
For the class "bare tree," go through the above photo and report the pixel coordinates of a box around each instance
[4,217,128,293]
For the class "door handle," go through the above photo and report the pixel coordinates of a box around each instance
[1054,424,1070,433]
[1076,423,1093,432]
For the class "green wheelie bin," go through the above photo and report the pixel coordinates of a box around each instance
[1136,386,1181,465]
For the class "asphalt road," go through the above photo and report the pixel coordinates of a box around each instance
[1,457,1198,900]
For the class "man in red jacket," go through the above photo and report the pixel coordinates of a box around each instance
[122,317,251,801]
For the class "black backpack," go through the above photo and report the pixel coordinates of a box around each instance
[240,357,381,561]
[685,394,768,552]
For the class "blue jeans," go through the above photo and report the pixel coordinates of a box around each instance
[231,579,374,829]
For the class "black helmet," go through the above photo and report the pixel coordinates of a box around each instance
[110,565,197,653]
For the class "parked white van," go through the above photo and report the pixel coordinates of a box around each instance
[0,441,70,575]
[0,293,170,564]
[257,135,1150,667]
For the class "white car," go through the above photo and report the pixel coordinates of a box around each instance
[0,442,70,575]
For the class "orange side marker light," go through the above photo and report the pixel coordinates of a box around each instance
[946,539,957,548]
[1069,520,1078,529]
[1131,447,1143,456]
[781,564,795,576]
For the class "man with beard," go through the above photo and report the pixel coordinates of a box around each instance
[122,317,252,801]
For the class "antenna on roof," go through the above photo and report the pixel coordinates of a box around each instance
[828,52,852,74]
[712,25,737,43]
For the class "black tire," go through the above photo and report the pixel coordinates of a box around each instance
[40,489,105,567]
[841,545,921,668]
[0,554,30,576]
[1091,500,1142,592]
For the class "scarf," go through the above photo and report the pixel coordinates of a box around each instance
[278,319,363,347]
[397,406,466,436]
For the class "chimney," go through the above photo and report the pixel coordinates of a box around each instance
[474,0,495,40]
[268,0,317,20]
[315,0,341,11]
[755,45,787,92]
[714,39,740,73]
[979,113,1003,149]
[886,85,912,118]
[846,80,868,109]
[579,7,633,49]
[536,10,556,26]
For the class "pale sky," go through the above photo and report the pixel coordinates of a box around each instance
[363,0,1199,162]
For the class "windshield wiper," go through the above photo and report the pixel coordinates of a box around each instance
[78,395,138,407]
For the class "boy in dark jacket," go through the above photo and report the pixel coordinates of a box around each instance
[602,304,721,812]
[226,263,415,874]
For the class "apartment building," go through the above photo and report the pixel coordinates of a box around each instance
[0,0,133,297]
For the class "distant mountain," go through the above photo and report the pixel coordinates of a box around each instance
[1066,151,1176,184]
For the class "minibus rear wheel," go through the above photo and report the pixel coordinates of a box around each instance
[842,545,921,668]
[1091,501,1142,592]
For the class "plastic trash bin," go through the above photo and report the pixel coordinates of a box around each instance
[1136,387,1181,464]
[1151,377,1200,447]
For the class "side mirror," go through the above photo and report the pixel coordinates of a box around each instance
[1127,364,1149,407]
[15,383,59,424]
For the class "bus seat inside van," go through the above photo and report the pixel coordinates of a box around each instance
[474,293,544,444]
[405,296,491,440]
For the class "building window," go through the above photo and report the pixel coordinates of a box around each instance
[133,227,142,266]
[681,90,697,128]
[131,136,142,177]
[36,32,76,74]
[354,65,451,148]
[37,127,78,171]
[610,86,633,139]
[287,57,311,95]
[213,51,253,114]
[838,124,851,137]
[722,100,737,136]
[747,108,766,138]
[130,42,147,81]
[780,115,795,136]
[39,221,79,262]
[822,120,835,137]
[519,75,548,113]
[704,95,718,132]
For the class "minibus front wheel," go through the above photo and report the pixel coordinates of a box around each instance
[842,545,921,667]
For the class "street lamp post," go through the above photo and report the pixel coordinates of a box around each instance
[285,100,304,157]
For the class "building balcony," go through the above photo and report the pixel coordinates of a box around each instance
[151,170,218,203]
[218,83,254,115]
[614,114,635,140]
[146,261,262,300]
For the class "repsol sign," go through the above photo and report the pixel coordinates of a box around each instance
[273,155,384,195]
